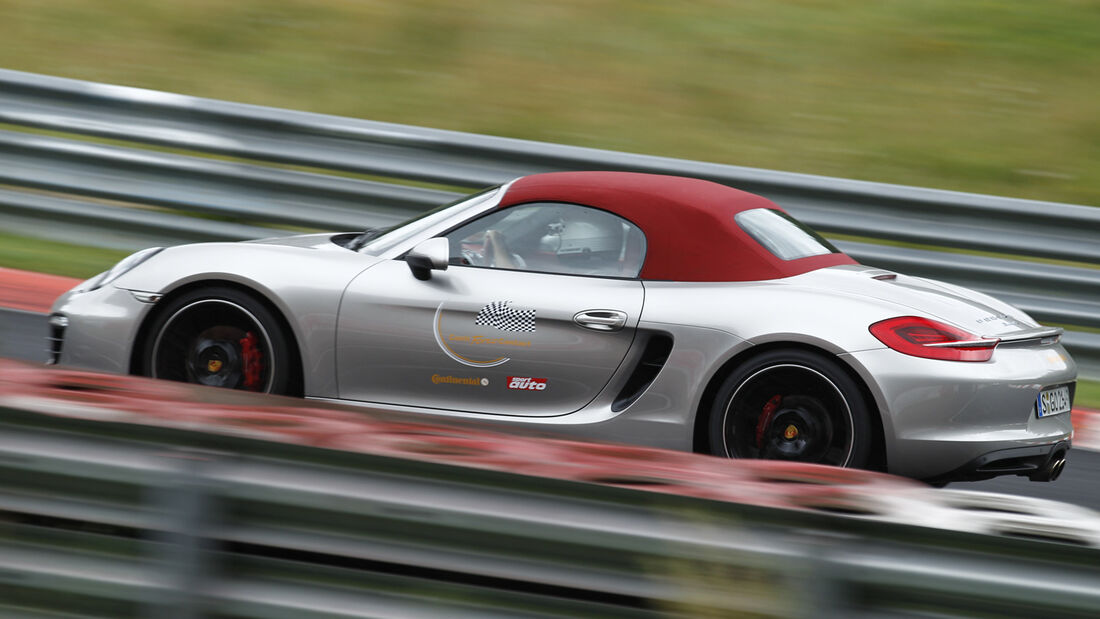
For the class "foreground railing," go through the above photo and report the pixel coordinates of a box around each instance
[1,360,1098,617]
[0,68,1096,375]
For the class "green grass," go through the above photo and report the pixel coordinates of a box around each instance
[1078,380,1100,410]
[0,1,1098,206]
[0,230,128,279]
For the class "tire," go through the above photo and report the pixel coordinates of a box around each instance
[140,287,296,395]
[708,349,872,468]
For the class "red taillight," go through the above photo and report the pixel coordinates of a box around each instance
[869,316,999,362]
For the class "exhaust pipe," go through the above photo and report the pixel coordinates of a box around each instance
[1029,447,1068,482]
[1050,456,1066,481]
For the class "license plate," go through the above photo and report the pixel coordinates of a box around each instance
[1036,385,1072,417]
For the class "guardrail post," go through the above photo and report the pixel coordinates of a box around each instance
[790,532,852,619]
[144,449,220,619]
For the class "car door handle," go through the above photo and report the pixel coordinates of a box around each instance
[573,310,628,332]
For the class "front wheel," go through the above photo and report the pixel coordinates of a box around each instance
[140,287,296,395]
[708,349,872,468]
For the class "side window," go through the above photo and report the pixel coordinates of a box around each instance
[445,202,646,278]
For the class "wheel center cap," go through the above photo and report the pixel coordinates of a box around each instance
[207,359,224,373]
[783,424,799,440]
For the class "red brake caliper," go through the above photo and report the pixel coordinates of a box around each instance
[755,395,784,448]
[239,332,264,391]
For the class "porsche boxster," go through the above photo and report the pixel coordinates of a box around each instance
[48,172,1076,482]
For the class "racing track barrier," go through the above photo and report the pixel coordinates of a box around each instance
[0,68,1097,376]
[1,359,1100,617]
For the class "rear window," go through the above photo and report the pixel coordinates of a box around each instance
[735,208,840,261]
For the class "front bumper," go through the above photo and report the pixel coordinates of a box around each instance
[48,285,156,376]
[847,343,1076,481]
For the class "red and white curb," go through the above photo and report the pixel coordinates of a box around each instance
[1,267,1097,452]
[1074,408,1100,452]
[0,267,79,314]
[4,357,1100,546]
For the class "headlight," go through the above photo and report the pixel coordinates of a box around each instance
[75,247,164,293]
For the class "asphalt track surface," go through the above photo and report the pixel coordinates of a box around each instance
[3,307,1098,513]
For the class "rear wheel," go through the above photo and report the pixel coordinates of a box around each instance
[141,287,295,394]
[708,349,872,468]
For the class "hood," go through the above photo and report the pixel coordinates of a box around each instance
[792,265,1039,337]
[245,232,353,251]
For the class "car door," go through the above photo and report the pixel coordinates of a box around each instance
[336,202,647,416]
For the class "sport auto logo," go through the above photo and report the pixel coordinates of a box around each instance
[507,376,547,391]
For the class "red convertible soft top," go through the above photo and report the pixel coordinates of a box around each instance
[498,171,856,282]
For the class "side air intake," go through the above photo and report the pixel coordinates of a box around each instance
[612,334,673,412]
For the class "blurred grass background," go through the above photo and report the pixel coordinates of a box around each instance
[2,0,1098,205]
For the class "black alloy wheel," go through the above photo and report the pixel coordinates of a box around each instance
[709,349,872,468]
[141,287,295,395]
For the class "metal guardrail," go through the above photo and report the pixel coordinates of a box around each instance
[2,360,1100,617]
[0,69,1096,374]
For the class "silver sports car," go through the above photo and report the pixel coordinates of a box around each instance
[48,172,1076,483]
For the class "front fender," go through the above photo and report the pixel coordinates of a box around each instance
[113,241,382,397]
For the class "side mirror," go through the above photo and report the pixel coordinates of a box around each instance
[406,237,450,281]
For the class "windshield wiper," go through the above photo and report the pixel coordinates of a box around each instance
[346,227,386,251]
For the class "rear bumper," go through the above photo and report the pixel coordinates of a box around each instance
[925,440,1071,483]
[846,344,1076,481]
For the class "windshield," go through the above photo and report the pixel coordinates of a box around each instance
[359,185,503,254]
[735,208,839,261]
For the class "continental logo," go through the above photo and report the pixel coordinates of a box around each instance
[432,374,489,386]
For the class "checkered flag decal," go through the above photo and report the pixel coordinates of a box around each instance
[474,300,536,333]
